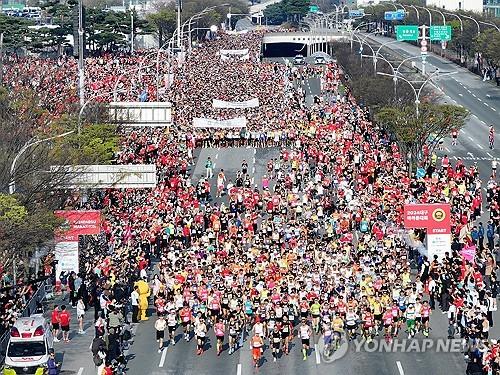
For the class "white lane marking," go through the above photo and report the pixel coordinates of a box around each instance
[452,156,457,160]
[396,361,405,375]
[488,152,494,158]
[254,148,257,155]
[253,157,256,164]
[477,144,484,150]
[159,346,168,367]
[315,344,321,364]
[493,108,497,112]
[237,363,242,375]
[468,136,474,142]
[486,94,491,98]
[252,166,256,174]
[472,93,476,97]
[213,163,216,169]
[215,153,219,159]
[467,152,474,157]
[77,368,84,375]
[251,177,255,184]
[458,93,463,97]
[444,146,450,152]
[484,102,489,106]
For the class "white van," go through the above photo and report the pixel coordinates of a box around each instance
[4,315,54,374]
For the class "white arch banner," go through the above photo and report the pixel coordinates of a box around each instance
[193,117,247,128]
[219,48,249,56]
[212,98,259,109]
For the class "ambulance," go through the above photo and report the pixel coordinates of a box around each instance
[4,315,54,374]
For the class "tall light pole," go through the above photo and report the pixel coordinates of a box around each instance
[444,12,463,62]
[78,0,85,107]
[176,0,182,49]
[460,14,480,35]
[478,20,500,32]
[9,131,75,194]
[377,70,457,118]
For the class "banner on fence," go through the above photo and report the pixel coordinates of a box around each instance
[212,98,259,109]
[193,117,247,128]
[55,241,79,279]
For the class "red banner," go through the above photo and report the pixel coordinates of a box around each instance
[403,204,451,234]
[54,210,101,242]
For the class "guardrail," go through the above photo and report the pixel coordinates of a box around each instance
[0,280,48,365]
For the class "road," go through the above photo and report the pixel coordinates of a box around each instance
[360,33,499,182]
[40,43,500,375]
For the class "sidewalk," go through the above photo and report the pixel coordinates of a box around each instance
[42,294,138,375]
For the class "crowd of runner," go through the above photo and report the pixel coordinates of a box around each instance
[1,29,500,374]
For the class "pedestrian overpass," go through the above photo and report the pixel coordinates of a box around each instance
[261,31,349,58]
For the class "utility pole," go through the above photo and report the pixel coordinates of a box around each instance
[0,33,4,86]
[131,9,134,54]
[176,0,182,49]
[78,0,85,107]
[420,25,428,76]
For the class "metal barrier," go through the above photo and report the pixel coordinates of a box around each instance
[0,280,48,365]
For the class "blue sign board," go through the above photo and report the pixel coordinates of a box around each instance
[384,11,405,21]
[349,9,365,17]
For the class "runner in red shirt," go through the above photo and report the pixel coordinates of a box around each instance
[59,305,71,342]
[51,305,60,342]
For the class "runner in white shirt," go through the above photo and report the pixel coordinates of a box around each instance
[299,318,312,361]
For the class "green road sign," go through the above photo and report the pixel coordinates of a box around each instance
[396,25,419,41]
[430,25,452,41]
[309,4,319,13]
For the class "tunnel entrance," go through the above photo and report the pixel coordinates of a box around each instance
[262,42,308,58]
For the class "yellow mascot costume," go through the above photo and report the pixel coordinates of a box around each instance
[135,278,150,321]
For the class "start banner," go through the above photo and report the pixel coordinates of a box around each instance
[212,98,259,109]
[193,117,247,128]
[54,210,101,242]
[403,203,451,234]
[219,48,249,56]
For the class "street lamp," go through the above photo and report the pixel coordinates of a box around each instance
[409,5,420,22]
[77,0,85,107]
[376,69,457,118]
[478,20,500,32]
[443,12,464,62]
[78,89,125,134]
[9,131,75,194]
[459,14,480,35]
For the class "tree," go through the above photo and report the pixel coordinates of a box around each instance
[50,121,120,165]
[474,29,500,67]
[263,3,287,25]
[282,0,310,22]
[375,104,468,175]
[0,14,33,52]
[0,193,62,277]
[147,7,177,47]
